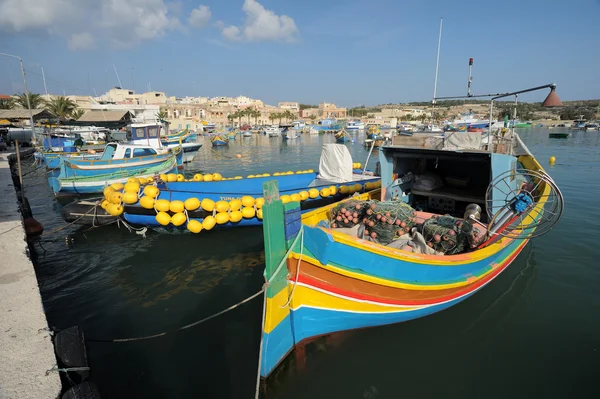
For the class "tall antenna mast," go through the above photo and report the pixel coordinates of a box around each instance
[431,17,443,122]
[41,66,48,96]
[113,64,123,88]
[467,58,473,97]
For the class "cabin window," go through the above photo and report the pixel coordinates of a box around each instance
[135,127,145,138]
[124,148,132,158]
[100,144,117,160]
[133,148,157,157]
[148,127,159,138]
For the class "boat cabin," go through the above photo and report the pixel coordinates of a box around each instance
[126,123,163,149]
[99,143,158,161]
[379,132,522,224]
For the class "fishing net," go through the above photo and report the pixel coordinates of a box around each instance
[416,215,483,255]
[362,200,417,244]
[329,199,367,228]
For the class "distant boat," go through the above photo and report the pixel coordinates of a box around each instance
[346,120,365,130]
[450,111,489,129]
[549,132,570,139]
[335,130,352,143]
[211,135,228,146]
[264,125,281,137]
[311,118,343,133]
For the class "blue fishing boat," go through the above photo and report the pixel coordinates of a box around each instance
[335,130,352,143]
[160,128,189,145]
[48,123,182,196]
[211,134,228,146]
[310,118,343,133]
[73,144,380,230]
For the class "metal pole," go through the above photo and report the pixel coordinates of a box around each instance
[362,139,376,175]
[467,58,473,97]
[15,140,25,200]
[431,18,443,123]
[488,100,494,153]
[113,64,123,88]
[41,66,48,96]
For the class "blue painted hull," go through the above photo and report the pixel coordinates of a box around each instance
[211,140,228,146]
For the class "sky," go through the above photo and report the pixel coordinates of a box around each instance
[0,0,599,106]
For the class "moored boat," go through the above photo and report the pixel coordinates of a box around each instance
[211,135,228,146]
[256,129,564,378]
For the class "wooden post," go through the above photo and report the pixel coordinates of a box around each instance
[15,140,25,200]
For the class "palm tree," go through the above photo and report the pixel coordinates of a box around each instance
[252,109,261,125]
[269,112,278,125]
[227,113,235,127]
[45,96,77,120]
[156,111,168,121]
[0,98,14,109]
[283,110,295,123]
[71,109,85,120]
[234,110,243,126]
[309,114,317,122]
[14,93,46,109]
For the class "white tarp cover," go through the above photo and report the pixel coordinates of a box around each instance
[443,131,482,150]
[317,144,353,182]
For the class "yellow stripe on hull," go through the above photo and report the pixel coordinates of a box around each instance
[263,287,291,334]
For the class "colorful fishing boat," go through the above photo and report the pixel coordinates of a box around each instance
[160,128,189,145]
[256,130,564,378]
[48,123,182,196]
[335,130,352,143]
[311,118,343,133]
[211,135,228,146]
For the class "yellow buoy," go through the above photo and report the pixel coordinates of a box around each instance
[307,169,314,173]
[203,174,214,182]
[167,173,178,182]
[329,186,337,195]
[201,198,215,212]
[286,171,294,175]
[101,199,110,210]
[247,174,256,178]
[155,211,171,226]
[146,176,154,184]
[215,212,229,224]
[109,192,122,204]
[103,186,114,198]
[320,187,331,198]
[229,199,242,212]
[364,182,373,190]
[187,219,203,233]
[159,173,168,181]
[215,200,229,213]
[257,208,263,219]
[291,193,302,202]
[110,183,124,191]
[124,182,140,194]
[241,196,255,208]
[202,215,216,230]
[242,206,256,219]
[139,196,155,209]
[308,188,319,199]
[262,173,271,177]
[273,172,281,176]
[171,212,187,227]
[193,174,204,181]
[549,156,556,165]
[177,174,185,182]
[107,203,123,216]
[295,170,303,174]
[339,185,348,194]
[229,210,243,223]
[127,177,140,185]
[298,191,309,201]
[155,199,170,212]
[143,185,159,198]
[184,197,201,211]
[374,180,381,188]
[212,173,223,181]
[280,195,291,204]
[234,176,243,180]
[170,200,185,213]
[122,192,139,205]
[354,183,363,192]
[255,197,265,209]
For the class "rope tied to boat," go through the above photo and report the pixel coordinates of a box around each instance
[45,365,91,376]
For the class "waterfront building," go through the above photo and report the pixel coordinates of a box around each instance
[278,102,300,113]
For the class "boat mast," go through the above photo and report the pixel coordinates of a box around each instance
[467,58,473,97]
[113,64,123,88]
[41,66,48,96]
[431,17,443,123]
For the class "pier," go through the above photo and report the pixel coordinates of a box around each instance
[0,152,61,399]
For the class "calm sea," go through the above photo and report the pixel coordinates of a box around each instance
[23,129,600,398]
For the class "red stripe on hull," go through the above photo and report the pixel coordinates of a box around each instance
[294,240,528,306]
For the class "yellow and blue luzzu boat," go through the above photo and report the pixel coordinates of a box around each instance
[257,131,564,378]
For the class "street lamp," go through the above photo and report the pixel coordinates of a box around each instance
[0,52,36,142]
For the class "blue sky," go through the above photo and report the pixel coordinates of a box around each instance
[0,0,598,106]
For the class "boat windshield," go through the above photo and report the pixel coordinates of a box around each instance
[100,144,117,160]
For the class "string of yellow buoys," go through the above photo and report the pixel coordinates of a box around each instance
[99,170,380,234]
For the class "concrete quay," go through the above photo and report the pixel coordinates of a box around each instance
[0,152,61,399]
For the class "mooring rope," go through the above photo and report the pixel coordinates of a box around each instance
[42,203,101,236]
[87,285,267,343]
[45,365,91,376]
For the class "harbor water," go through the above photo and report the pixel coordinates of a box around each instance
[23,130,600,398]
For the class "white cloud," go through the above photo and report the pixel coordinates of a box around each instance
[0,0,181,50]
[221,0,299,42]
[188,5,211,28]
[68,32,95,50]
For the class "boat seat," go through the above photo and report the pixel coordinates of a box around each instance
[413,210,487,237]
